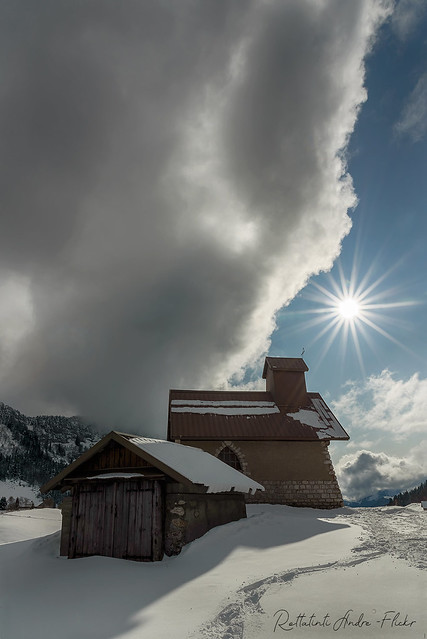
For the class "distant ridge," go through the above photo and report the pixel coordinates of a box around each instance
[344,490,392,508]
[344,480,427,508]
[0,402,100,489]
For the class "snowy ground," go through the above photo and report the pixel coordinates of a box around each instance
[0,504,425,639]
[0,479,41,504]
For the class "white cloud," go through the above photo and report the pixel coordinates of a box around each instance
[336,444,427,501]
[394,72,427,142]
[345,439,376,450]
[331,369,427,437]
[0,1,391,431]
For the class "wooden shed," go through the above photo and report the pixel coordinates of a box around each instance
[40,431,263,561]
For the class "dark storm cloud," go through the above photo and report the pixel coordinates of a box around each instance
[336,449,426,501]
[0,1,238,267]
[0,1,390,433]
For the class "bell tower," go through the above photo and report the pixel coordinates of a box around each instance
[262,357,309,411]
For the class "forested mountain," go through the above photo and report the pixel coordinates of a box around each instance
[0,402,100,489]
[388,480,427,506]
[344,490,391,508]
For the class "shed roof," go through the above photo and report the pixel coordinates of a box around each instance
[168,390,349,441]
[127,436,264,494]
[41,431,264,495]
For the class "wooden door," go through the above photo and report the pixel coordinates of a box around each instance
[68,479,163,561]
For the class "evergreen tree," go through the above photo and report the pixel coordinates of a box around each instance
[388,479,427,506]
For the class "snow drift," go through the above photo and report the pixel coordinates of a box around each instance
[0,504,425,638]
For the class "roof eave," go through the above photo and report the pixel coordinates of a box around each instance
[40,430,199,493]
[173,433,350,442]
[119,437,195,487]
[40,431,121,493]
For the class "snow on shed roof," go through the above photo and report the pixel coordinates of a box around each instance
[41,431,264,495]
[127,436,264,494]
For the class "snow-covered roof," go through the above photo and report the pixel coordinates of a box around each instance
[41,431,264,495]
[286,397,348,440]
[168,391,349,441]
[128,436,264,494]
[171,399,280,416]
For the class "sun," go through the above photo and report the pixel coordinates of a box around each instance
[338,297,360,319]
[283,257,419,375]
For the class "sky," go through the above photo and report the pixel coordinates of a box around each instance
[0,0,426,501]
[269,0,427,500]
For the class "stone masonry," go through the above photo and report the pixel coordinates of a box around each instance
[164,483,247,556]
[247,479,343,508]
[247,442,344,508]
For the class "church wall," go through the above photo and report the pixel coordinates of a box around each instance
[183,439,344,508]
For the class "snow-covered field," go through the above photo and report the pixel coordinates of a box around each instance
[0,504,425,639]
[0,479,41,505]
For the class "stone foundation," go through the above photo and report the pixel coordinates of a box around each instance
[247,479,343,508]
[164,483,247,556]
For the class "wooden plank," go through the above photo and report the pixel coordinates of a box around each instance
[80,486,89,557]
[103,482,116,557]
[68,484,80,558]
[74,484,85,557]
[70,482,106,558]
[134,481,144,559]
[86,484,97,557]
[77,484,89,558]
[60,497,72,556]
[111,482,120,557]
[91,483,104,556]
[151,481,164,561]
[141,482,153,560]
[122,481,130,558]
[79,484,88,557]
[88,485,97,555]
[126,482,138,559]
[112,482,127,558]
[132,480,145,559]
[100,482,110,556]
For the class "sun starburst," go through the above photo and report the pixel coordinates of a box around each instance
[282,258,420,375]
[338,298,360,319]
